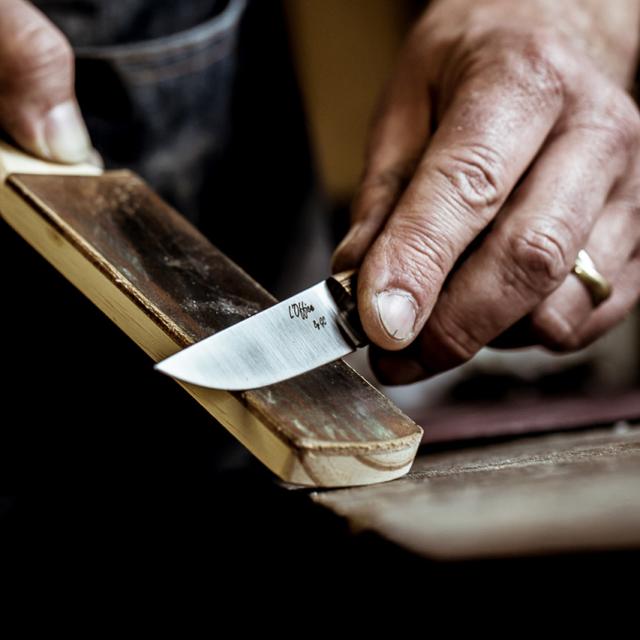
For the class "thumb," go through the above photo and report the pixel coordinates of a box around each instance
[0,0,91,163]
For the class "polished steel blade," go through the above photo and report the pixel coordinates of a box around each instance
[155,280,355,390]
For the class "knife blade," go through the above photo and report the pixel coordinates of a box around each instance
[154,270,366,390]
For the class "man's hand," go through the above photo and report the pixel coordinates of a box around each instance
[332,0,640,384]
[0,0,91,162]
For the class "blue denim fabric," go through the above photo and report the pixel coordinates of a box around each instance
[33,0,230,45]
[32,0,316,289]
[35,0,247,225]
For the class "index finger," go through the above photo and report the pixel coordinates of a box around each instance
[357,45,565,350]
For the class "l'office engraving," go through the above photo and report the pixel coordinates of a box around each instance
[289,301,315,320]
[288,300,327,330]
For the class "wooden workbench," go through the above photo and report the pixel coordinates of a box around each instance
[314,422,640,559]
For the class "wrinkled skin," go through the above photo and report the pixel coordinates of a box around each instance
[333,0,640,384]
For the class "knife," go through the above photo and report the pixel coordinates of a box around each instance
[155,270,367,390]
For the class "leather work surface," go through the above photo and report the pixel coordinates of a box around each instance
[419,390,640,444]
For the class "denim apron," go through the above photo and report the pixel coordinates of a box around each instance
[33,0,316,290]
[33,0,247,227]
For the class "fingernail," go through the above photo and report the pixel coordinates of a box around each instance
[39,101,91,163]
[376,290,417,341]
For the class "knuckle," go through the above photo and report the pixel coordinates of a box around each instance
[505,221,573,296]
[621,199,640,220]
[486,28,565,109]
[6,21,72,83]
[432,143,504,213]
[603,94,640,154]
[517,31,566,102]
[532,308,583,352]
[569,90,640,157]
[388,216,454,285]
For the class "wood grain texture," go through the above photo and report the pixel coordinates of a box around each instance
[0,170,422,486]
[314,424,640,558]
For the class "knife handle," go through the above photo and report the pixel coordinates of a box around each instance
[327,269,368,348]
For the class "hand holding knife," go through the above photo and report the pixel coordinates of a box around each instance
[155,270,367,390]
